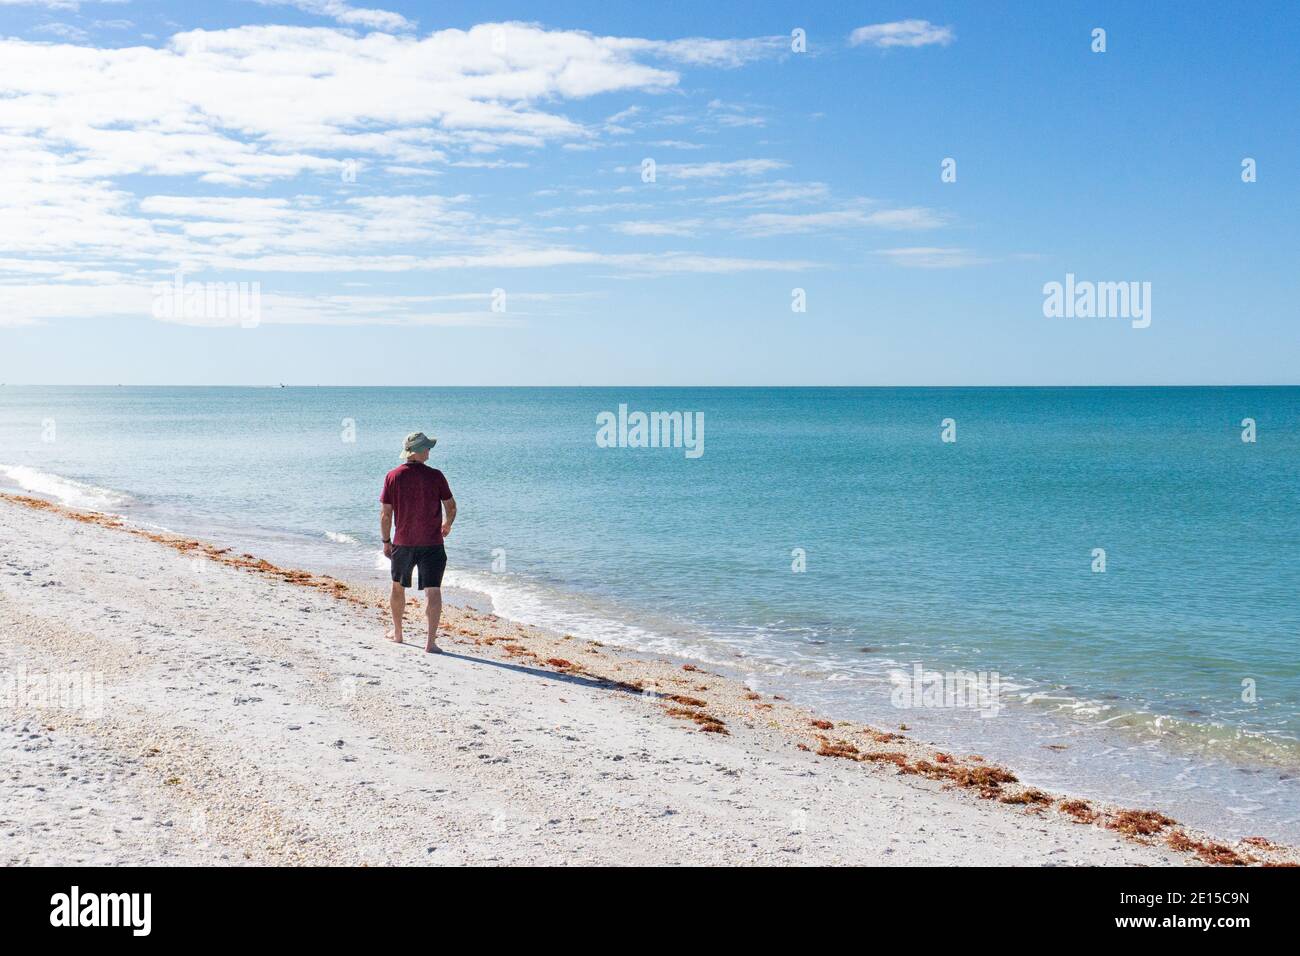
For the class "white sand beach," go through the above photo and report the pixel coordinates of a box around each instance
[1,493,1292,867]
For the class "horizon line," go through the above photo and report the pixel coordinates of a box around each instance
[1,383,1298,390]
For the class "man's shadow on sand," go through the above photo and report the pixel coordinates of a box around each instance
[406,646,645,696]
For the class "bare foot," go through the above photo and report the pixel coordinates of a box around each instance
[386,628,404,644]
[425,639,441,654]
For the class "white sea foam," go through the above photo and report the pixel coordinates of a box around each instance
[439,568,892,689]
[0,464,132,512]
[324,531,358,545]
[442,567,723,663]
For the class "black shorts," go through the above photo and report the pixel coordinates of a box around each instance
[390,545,447,589]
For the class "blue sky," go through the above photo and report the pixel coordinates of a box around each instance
[0,1,1296,385]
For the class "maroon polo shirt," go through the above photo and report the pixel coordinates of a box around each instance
[380,462,453,547]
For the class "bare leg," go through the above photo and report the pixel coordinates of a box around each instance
[387,581,405,643]
[424,587,443,653]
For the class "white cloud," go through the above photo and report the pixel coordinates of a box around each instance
[611,201,944,238]
[849,20,955,49]
[874,247,987,268]
[384,164,442,177]
[537,202,650,218]
[0,279,598,328]
[705,181,830,205]
[251,1,416,32]
[616,34,788,68]
[606,253,818,274]
[705,98,767,128]
[605,106,641,124]
[0,0,80,8]
[0,246,818,327]
[613,220,706,237]
[0,24,781,278]
[712,114,765,129]
[0,22,692,190]
[0,20,936,329]
[622,158,788,180]
[195,248,818,275]
[742,205,944,236]
[32,22,89,42]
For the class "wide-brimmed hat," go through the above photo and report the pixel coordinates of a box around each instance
[400,431,437,460]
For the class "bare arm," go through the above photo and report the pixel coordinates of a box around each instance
[381,503,394,556]
[441,497,457,537]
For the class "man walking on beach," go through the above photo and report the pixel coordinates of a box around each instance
[381,432,456,653]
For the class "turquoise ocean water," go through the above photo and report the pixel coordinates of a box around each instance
[2,386,1297,840]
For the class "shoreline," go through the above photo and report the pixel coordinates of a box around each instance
[445,562,1300,841]
[5,447,1294,842]
[2,492,1295,866]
